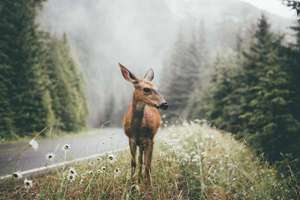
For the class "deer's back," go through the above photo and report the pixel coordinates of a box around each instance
[123,104,161,139]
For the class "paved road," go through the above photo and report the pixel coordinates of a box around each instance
[0,128,128,176]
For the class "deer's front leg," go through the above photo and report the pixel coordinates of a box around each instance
[138,146,144,183]
[129,138,137,178]
[144,139,153,186]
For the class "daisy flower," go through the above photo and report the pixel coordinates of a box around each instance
[88,161,95,166]
[46,152,55,161]
[12,171,23,179]
[62,144,71,151]
[107,154,115,163]
[29,139,39,151]
[101,166,106,172]
[67,173,76,182]
[69,167,77,175]
[97,157,102,162]
[114,168,121,177]
[24,178,33,189]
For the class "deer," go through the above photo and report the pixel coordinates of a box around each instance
[119,63,168,185]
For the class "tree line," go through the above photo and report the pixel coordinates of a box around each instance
[0,0,88,139]
[161,15,300,179]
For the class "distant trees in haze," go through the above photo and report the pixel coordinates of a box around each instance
[210,14,300,178]
[43,34,88,132]
[282,0,300,15]
[0,0,87,138]
[160,22,208,121]
[161,13,300,179]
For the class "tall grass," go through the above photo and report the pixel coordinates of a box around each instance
[0,121,298,199]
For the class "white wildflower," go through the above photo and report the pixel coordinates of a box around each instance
[12,171,23,179]
[67,173,76,182]
[88,161,95,166]
[62,144,71,151]
[107,154,115,163]
[97,157,102,162]
[69,167,77,176]
[114,168,121,177]
[29,139,39,151]
[24,178,33,189]
[46,152,55,161]
[101,166,106,172]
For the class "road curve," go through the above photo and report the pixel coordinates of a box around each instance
[0,128,128,177]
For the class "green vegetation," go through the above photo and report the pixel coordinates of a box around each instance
[161,14,300,180]
[0,123,298,199]
[0,0,87,139]
[198,16,300,179]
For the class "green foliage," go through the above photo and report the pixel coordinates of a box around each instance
[42,33,88,132]
[0,0,54,136]
[196,15,300,179]
[0,0,87,137]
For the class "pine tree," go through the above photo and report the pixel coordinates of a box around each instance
[0,0,87,137]
[0,0,54,136]
[200,55,242,132]
[202,15,300,178]
[161,22,207,121]
[43,34,88,132]
[0,1,16,136]
[289,19,300,122]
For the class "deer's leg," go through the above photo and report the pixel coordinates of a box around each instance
[138,146,144,183]
[144,139,153,186]
[129,138,137,178]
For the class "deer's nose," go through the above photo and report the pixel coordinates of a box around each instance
[159,102,168,110]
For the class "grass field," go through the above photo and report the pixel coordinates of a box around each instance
[0,121,298,200]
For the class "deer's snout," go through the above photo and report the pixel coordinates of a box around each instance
[159,101,168,110]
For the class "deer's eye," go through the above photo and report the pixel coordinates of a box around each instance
[143,88,151,94]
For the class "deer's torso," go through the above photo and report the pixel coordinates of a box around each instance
[123,103,161,145]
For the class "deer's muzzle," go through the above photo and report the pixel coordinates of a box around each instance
[158,101,168,110]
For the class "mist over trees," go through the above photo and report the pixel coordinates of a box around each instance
[39,0,291,127]
[160,22,208,121]
[160,13,300,179]
[158,1,300,181]
[1,0,299,180]
[0,0,87,138]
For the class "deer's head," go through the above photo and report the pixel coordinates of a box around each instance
[119,63,168,110]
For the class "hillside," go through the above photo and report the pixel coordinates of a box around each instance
[1,122,298,199]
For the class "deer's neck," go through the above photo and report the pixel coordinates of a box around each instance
[131,99,145,131]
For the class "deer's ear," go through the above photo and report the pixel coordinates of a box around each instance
[119,63,138,83]
[144,68,154,81]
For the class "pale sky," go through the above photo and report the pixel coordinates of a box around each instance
[241,0,295,18]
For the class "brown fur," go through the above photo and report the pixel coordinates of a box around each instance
[119,63,166,185]
[123,104,161,139]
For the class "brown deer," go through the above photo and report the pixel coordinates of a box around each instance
[119,63,168,185]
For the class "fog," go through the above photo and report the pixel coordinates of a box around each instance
[39,0,291,127]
